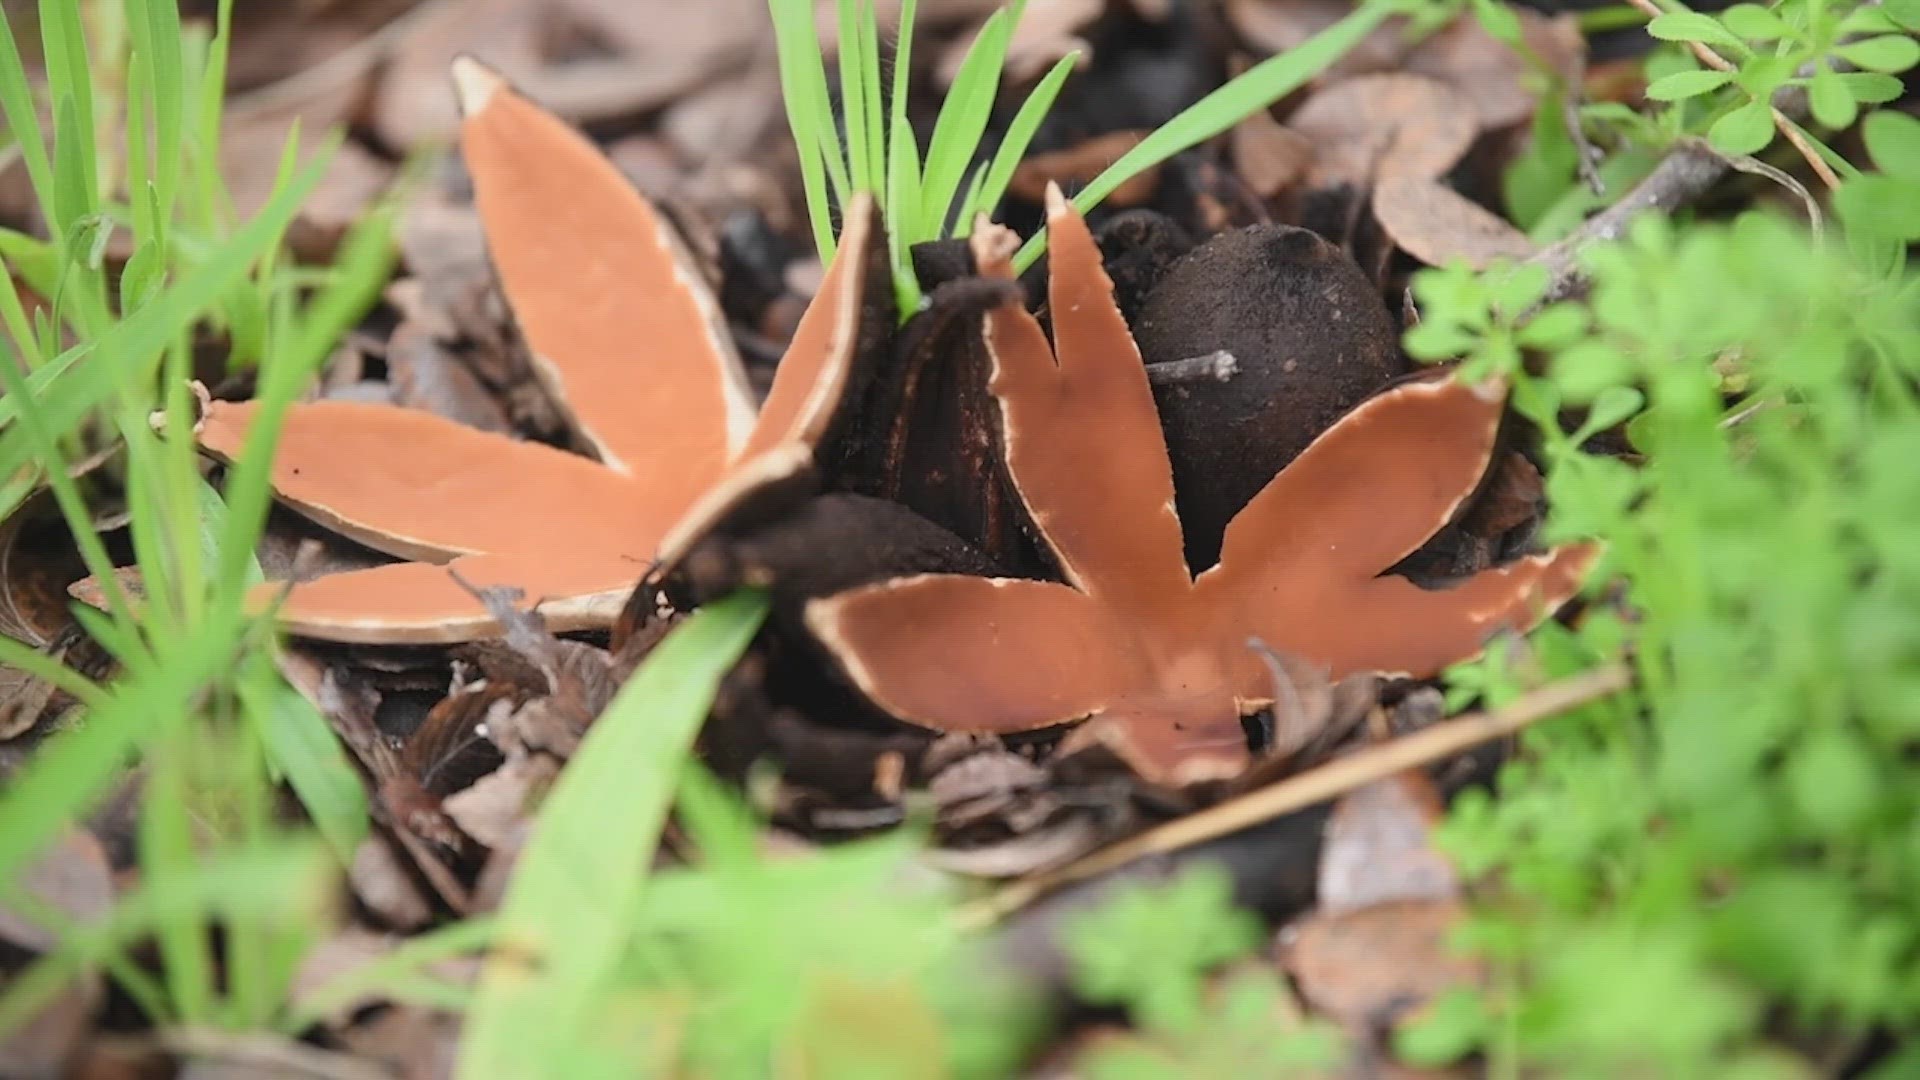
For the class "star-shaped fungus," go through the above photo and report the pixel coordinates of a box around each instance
[805,186,1598,786]
[195,59,882,644]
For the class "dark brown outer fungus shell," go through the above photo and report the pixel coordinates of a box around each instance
[1132,223,1408,570]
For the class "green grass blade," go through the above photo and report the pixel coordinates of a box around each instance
[950,159,988,239]
[455,591,772,1080]
[38,0,98,220]
[839,0,871,196]
[192,0,236,234]
[0,10,53,218]
[237,674,369,867]
[769,0,843,260]
[0,633,105,706]
[0,842,329,1035]
[213,193,394,604]
[888,111,924,315]
[917,5,1016,243]
[282,917,495,1033]
[1012,1,1392,270]
[967,52,1077,229]
[0,253,45,368]
[859,0,886,194]
[50,94,96,259]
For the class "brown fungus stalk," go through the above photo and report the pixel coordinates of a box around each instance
[806,186,1598,787]
[194,58,885,644]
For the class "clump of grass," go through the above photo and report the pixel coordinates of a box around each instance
[769,0,1407,317]
[0,0,392,1032]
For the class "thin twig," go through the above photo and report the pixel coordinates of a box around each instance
[1145,351,1239,387]
[960,663,1634,928]
[1528,140,1729,303]
[1620,0,1841,191]
[152,1027,396,1080]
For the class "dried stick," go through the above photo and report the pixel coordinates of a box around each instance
[961,662,1634,928]
[1528,140,1728,303]
[1620,0,1841,191]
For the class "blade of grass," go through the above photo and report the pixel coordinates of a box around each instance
[839,0,871,197]
[769,0,842,261]
[1012,0,1393,270]
[213,192,394,605]
[884,0,921,313]
[949,160,988,239]
[39,0,99,233]
[0,842,330,1035]
[454,590,772,1080]
[887,112,924,316]
[858,0,885,195]
[917,4,1017,243]
[282,917,495,1032]
[0,251,46,367]
[124,0,188,232]
[237,673,370,867]
[963,52,1077,230]
[0,11,55,215]
[191,0,236,237]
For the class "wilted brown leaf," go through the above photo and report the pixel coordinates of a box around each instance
[1231,108,1313,198]
[1010,131,1158,208]
[1373,176,1538,269]
[1288,74,1476,194]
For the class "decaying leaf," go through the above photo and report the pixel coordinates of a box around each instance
[1281,774,1481,1028]
[1231,107,1314,198]
[1010,130,1159,209]
[1403,8,1586,132]
[1288,73,1476,195]
[805,188,1597,786]
[1373,176,1539,270]
[196,59,885,644]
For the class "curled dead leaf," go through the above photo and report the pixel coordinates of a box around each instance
[1230,108,1313,198]
[1010,131,1158,209]
[1288,73,1476,194]
[1373,176,1538,270]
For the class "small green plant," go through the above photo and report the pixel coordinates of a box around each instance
[1398,61,1920,1072]
[1062,868,1344,1078]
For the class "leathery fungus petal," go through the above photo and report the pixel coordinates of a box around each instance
[196,399,664,563]
[740,194,879,458]
[805,575,1127,734]
[455,56,755,481]
[1204,373,1510,585]
[974,185,1190,609]
[257,552,644,645]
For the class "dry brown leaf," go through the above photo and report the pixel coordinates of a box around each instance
[1373,176,1538,269]
[1289,74,1476,193]
[1224,0,1407,81]
[0,828,112,953]
[936,0,1100,86]
[192,60,887,644]
[1009,131,1157,208]
[1404,8,1586,131]
[1316,773,1458,915]
[372,0,765,148]
[1231,108,1313,198]
[805,188,1597,787]
[1281,898,1483,1024]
